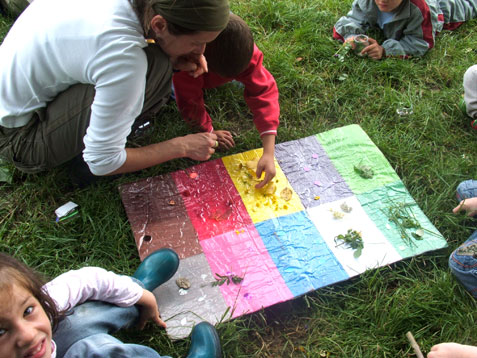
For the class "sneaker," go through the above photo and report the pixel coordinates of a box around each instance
[459,97,477,130]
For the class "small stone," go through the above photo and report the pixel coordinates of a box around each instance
[176,277,191,289]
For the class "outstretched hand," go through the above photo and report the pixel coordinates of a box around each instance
[427,343,477,358]
[255,153,276,189]
[453,197,477,217]
[213,130,235,150]
[362,37,385,60]
[136,289,166,329]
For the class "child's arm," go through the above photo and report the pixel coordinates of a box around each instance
[172,71,213,132]
[136,289,166,329]
[255,134,276,189]
[43,267,144,312]
[428,343,477,358]
[333,0,370,42]
[236,46,279,188]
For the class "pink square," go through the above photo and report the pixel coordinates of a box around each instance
[200,225,293,317]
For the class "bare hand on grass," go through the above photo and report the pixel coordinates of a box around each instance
[213,130,235,150]
[453,197,477,217]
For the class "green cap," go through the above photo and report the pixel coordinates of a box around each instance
[152,0,230,32]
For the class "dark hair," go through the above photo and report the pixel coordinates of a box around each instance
[204,14,254,78]
[130,0,199,36]
[0,253,65,331]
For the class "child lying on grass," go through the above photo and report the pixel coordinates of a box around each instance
[173,13,279,189]
[0,249,223,358]
[333,0,477,59]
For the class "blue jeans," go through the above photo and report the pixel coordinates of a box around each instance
[449,230,477,298]
[449,180,477,298]
[456,179,477,202]
[53,278,171,358]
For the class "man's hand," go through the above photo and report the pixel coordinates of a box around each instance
[362,37,385,60]
[180,132,218,161]
[213,130,235,150]
[453,197,477,217]
[136,289,166,329]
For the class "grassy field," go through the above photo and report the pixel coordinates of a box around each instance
[1,0,477,356]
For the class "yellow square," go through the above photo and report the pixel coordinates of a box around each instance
[222,149,304,223]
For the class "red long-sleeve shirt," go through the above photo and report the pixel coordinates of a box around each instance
[173,44,280,137]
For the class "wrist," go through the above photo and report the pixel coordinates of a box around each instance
[168,136,188,158]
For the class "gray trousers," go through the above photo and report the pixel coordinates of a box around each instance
[0,45,172,173]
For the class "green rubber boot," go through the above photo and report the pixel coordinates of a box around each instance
[133,248,179,291]
[186,322,222,358]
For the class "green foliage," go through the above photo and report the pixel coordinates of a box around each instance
[2,1,477,357]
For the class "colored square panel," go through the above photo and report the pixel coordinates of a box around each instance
[357,180,447,257]
[221,148,304,223]
[119,174,200,260]
[171,159,252,240]
[255,211,349,296]
[153,253,229,340]
[307,196,402,277]
[275,135,353,208]
[200,225,294,318]
[316,125,400,195]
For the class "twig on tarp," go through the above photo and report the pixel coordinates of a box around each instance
[406,331,424,358]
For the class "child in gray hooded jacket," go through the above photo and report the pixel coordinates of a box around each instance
[333,0,477,59]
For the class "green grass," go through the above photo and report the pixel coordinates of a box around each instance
[2,0,477,356]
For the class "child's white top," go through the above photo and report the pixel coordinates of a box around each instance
[43,267,143,358]
[0,0,148,175]
[43,267,143,312]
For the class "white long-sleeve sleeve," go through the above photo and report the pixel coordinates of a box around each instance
[43,267,143,312]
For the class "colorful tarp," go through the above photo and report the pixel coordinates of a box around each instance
[119,124,447,339]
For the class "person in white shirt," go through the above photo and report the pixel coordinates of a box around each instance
[0,249,223,358]
[0,0,229,186]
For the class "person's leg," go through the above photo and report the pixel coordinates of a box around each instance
[463,65,477,122]
[62,333,170,358]
[53,301,141,358]
[456,179,477,201]
[54,249,179,357]
[449,230,477,298]
[0,84,94,174]
[439,0,477,26]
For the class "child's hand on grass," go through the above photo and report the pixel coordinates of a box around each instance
[453,197,477,217]
[427,343,477,358]
[213,130,235,150]
[362,38,385,60]
[136,289,166,329]
[255,153,276,189]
